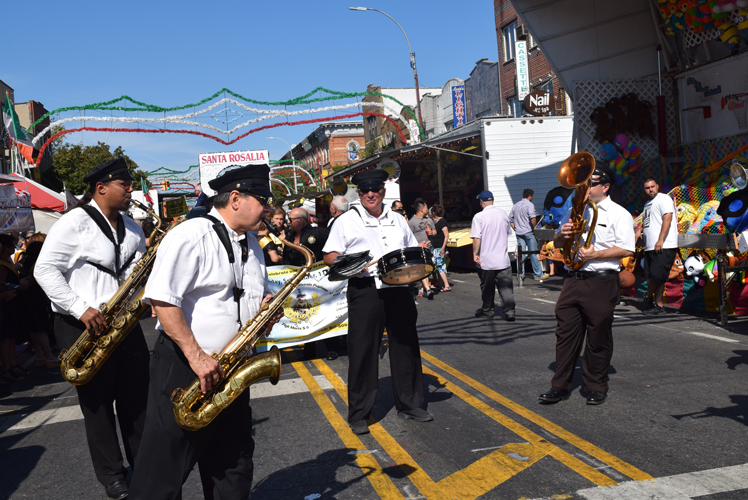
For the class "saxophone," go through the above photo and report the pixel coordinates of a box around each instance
[171,226,314,431]
[60,200,184,385]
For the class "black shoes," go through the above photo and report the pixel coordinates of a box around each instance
[475,308,494,319]
[327,351,338,360]
[505,314,516,322]
[586,391,607,405]
[397,408,434,422]
[538,387,570,403]
[105,479,128,500]
[350,420,369,435]
[425,289,435,300]
[643,296,654,312]
[643,305,667,316]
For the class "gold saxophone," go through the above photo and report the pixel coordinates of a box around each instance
[171,233,314,431]
[60,200,184,385]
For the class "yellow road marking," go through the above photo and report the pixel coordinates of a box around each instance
[421,350,653,481]
[422,366,616,488]
[285,350,403,499]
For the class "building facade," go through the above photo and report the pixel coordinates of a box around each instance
[465,59,503,122]
[494,0,569,117]
[280,121,365,181]
[421,78,466,139]
[362,84,441,149]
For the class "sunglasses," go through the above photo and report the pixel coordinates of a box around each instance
[358,186,383,194]
[248,193,270,206]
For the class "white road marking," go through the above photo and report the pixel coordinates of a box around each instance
[643,322,739,343]
[471,445,502,453]
[0,375,333,433]
[526,463,748,500]
[450,279,466,283]
[516,307,543,314]
[532,298,557,305]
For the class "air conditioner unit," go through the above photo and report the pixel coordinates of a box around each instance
[516,25,529,40]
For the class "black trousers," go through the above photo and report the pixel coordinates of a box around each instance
[346,278,425,424]
[54,313,150,488]
[551,274,620,393]
[129,333,254,500]
[478,267,515,316]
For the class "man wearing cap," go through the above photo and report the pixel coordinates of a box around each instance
[510,189,549,281]
[471,191,516,320]
[323,169,432,436]
[538,165,634,406]
[35,158,148,500]
[129,164,282,500]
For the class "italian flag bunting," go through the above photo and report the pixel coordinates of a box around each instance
[142,178,153,204]
[2,93,35,165]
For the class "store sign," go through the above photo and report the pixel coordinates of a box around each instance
[163,196,189,218]
[408,119,421,145]
[515,40,530,100]
[452,85,466,128]
[377,158,401,181]
[524,90,555,116]
[331,179,348,196]
[198,149,269,196]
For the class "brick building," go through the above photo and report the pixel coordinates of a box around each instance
[280,121,365,181]
[494,0,570,117]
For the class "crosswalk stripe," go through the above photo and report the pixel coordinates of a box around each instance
[0,375,332,433]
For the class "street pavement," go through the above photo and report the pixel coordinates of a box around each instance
[1,272,747,499]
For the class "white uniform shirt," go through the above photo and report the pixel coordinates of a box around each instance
[144,208,270,355]
[322,204,418,287]
[558,195,635,272]
[642,192,678,251]
[34,200,146,319]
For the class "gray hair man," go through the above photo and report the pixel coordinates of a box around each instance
[328,196,349,227]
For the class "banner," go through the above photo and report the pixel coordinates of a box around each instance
[198,149,269,196]
[515,40,530,101]
[452,85,466,128]
[256,261,348,352]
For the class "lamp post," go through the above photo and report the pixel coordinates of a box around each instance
[267,136,299,194]
[349,6,424,137]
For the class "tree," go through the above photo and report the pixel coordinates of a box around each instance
[49,141,149,194]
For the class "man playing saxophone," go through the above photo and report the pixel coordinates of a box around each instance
[129,164,280,500]
[35,158,148,500]
[538,164,635,406]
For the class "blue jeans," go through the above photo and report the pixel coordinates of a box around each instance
[516,233,543,278]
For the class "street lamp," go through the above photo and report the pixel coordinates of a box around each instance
[267,136,299,194]
[349,6,424,135]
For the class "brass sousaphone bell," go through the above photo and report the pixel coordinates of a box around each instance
[557,152,599,270]
[729,160,748,190]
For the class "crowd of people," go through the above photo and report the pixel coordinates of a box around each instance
[0,155,677,499]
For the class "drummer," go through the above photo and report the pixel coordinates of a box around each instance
[323,169,432,435]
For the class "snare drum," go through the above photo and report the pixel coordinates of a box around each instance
[377,247,435,285]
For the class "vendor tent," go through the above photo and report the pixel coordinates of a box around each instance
[0,183,34,233]
[9,174,67,233]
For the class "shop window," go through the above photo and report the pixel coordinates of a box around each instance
[507,96,523,117]
[502,21,519,61]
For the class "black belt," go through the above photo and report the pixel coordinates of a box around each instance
[571,269,619,280]
[350,277,376,283]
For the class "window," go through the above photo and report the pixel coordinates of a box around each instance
[502,21,519,61]
[536,80,556,116]
[365,115,377,139]
[507,96,523,118]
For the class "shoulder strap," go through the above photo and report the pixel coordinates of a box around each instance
[80,205,127,275]
[203,214,248,264]
[349,206,362,219]
[0,260,19,277]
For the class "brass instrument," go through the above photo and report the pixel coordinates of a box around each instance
[558,152,598,271]
[60,200,184,385]
[171,234,314,431]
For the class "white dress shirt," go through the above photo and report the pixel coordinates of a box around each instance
[34,200,146,319]
[322,204,418,287]
[144,208,270,355]
[558,195,635,272]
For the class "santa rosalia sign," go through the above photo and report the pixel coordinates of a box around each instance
[524,90,555,116]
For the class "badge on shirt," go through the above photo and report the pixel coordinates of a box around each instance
[308,236,316,244]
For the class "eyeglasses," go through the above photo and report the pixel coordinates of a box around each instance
[248,193,270,206]
[113,180,134,189]
[357,187,383,194]
[288,217,304,222]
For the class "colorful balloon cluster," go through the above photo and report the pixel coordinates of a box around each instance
[657,0,748,50]
[599,133,642,185]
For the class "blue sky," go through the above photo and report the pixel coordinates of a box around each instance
[6,0,499,172]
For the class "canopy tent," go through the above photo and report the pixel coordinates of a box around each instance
[0,184,34,233]
[10,173,66,211]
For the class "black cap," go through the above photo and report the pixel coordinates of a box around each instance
[83,158,134,186]
[208,164,272,197]
[351,169,388,191]
[592,164,615,186]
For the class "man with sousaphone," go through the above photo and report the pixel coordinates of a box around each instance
[538,159,635,406]
[323,168,434,436]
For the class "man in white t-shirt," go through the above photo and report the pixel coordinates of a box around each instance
[636,177,679,316]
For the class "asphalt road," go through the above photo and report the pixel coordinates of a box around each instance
[1,272,747,499]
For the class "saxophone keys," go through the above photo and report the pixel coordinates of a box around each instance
[125,300,140,312]
[65,369,79,380]
[97,335,112,348]
[113,317,127,329]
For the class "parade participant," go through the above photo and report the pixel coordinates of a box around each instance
[408,200,436,299]
[328,195,349,227]
[539,164,634,405]
[471,191,515,320]
[283,208,328,264]
[636,177,678,316]
[510,189,548,281]
[34,158,148,500]
[323,169,432,436]
[429,204,452,292]
[129,164,281,500]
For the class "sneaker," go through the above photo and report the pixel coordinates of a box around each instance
[534,273,550,280]
[397,408,433,422]
[643,296,654,311]
[650,306,667,316]
[425,289,435,300]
